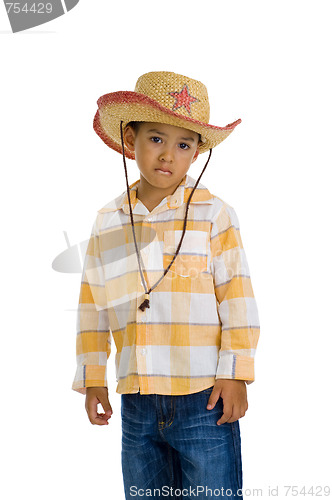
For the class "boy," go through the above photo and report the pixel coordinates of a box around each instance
[72,71,260,499]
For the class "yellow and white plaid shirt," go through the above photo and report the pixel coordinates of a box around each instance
[72,173,260,395]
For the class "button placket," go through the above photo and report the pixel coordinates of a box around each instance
[140,220,152,286]
[136,216,150,371]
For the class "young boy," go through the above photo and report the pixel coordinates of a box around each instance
[72,71,260,499]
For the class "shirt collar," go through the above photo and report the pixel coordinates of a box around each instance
[98,174,214,215]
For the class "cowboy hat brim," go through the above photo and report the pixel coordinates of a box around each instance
[93,91,241,160]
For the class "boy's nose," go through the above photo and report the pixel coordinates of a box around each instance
[159,149,174,163]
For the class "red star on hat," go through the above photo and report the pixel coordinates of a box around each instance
[169,84,199,115]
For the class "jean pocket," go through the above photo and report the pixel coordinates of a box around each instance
[163,230,209,277]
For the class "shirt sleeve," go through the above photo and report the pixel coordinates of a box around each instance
[210,203,260,385]
[72,215,111,395]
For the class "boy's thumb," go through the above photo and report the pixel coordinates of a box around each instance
[98,394,113,414]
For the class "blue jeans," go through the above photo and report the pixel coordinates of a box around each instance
[121,387,243,499]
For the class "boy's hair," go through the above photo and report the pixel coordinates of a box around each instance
[126,121,141,133]
[126,121,202,144]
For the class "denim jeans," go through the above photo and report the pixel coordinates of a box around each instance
[121,386,243,499]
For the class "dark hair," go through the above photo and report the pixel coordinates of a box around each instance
[126,121,142,132]
[126,121,202,144]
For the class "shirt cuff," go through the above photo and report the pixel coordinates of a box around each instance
[215,352,255,384]
[72,364,108,395]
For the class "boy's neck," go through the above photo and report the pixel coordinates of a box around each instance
[136,175,185,213]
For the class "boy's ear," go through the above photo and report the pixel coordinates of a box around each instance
[191,148,200,163]
[123,125,136,152]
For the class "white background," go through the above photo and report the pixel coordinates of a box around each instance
[1,1,331,499]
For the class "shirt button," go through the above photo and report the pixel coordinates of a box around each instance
[141,348,147,355]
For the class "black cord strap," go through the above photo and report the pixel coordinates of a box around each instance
[119,121,212,312]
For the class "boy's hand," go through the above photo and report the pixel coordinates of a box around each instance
[85,387,113,426]
[207,379,248,425]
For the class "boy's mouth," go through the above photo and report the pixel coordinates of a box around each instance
[155,168,172,175]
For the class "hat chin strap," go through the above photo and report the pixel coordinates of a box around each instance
[119,121,213,312]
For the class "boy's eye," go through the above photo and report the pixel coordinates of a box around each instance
[151,136,162,143]
[179,143,190,150]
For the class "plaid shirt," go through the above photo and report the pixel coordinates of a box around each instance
[72,174,260,395]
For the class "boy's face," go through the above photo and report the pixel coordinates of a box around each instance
[123,122,200,203]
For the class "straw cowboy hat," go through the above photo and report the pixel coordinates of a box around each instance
[93,71,241,159]
[92,71,242,311]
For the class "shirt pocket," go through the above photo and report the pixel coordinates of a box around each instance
[163,230,209,277]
